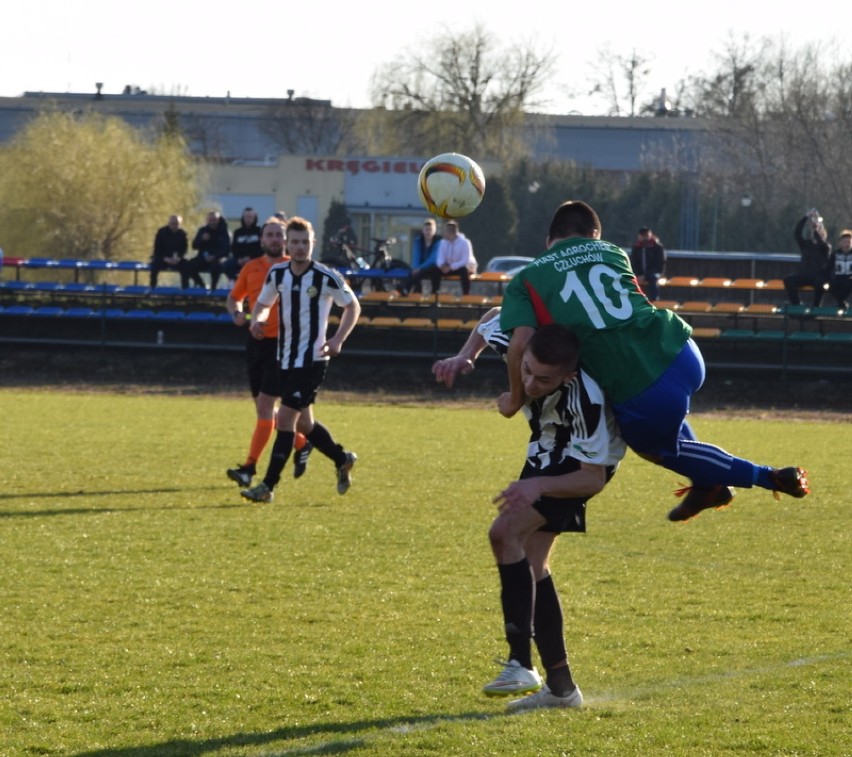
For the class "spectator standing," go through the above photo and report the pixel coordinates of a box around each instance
[149,214,190,288]
[225,217,313,489]
[628,227,666,302]
[401,218,442,295]
[784,210,830,306]
[189,211,230,289]
[240,216,361,504]
[436,220,477,295]
[827,229,852,310]
[223,207,262,284]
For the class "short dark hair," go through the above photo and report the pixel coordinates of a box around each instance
[548,201,601,240]
[527,323,580,372]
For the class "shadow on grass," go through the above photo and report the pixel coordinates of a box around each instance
[0,486,251,517]
[70,711,495,757]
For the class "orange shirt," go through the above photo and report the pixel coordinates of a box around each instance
[230,255,288,338]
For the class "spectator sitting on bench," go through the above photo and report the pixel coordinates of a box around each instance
[223,207,262,284]
[150,214,190,288]
[436,220,477,295]
[190,211,230,290]
[827,228,852,310]
[401,218,442,295]
[784,209,830,307]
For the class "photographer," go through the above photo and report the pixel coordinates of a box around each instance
[784,209,830,307]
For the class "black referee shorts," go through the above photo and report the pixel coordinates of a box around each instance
[245,337,280,398]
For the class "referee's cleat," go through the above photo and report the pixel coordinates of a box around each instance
[227,464,255,488]
[482,659,543,697]
[769,467,810,500]
[668,484,735,522]
[336,451,357,495]
[240,481,273,503]
[293,441,313,479]
[506,683,584,713]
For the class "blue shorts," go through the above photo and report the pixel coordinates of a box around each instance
[612,339,705,457]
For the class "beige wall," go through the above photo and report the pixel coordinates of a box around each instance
[208,156,345,226]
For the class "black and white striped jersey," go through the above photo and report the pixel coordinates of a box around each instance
[257,260,357,369]
[523,370,625,471]
[477,310,510,359]
[478,309,625,470]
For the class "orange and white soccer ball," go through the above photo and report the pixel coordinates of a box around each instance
[417,152,486,219]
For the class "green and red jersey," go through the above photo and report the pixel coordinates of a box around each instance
[500,237,691,403]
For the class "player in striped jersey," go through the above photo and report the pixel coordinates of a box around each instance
[239,217,361,504]
[433,313,625,712]
[225,218,312,489]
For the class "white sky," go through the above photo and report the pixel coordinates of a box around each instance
[1,0,846,115]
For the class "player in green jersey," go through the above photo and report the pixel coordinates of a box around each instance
[499,200,809,521]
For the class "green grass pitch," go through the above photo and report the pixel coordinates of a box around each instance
[0,389,848,756]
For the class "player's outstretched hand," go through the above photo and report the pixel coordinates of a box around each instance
[431,356,474,388]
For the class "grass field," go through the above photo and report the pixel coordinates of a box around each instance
[0,388,849,756]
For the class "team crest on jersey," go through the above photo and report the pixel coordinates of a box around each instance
[306,285,319,298]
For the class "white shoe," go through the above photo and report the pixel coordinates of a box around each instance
[506,683,584,712]
[482,659,542,697]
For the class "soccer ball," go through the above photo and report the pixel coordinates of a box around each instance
[417,152,486,219]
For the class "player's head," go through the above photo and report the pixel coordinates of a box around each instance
[522,324,580,399]
[547,201,601,246]
[260,217,287,259]
[285,216,315,262]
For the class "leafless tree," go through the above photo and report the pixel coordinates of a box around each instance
[367,25,555,161]
[588,45,654,117]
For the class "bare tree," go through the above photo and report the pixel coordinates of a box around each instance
[261,98,362,156]
[675,34,852,250]
[366,25,555,161]
[588,45,654,117]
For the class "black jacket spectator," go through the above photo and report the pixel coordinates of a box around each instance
[189,212,231,289]
[150,216,190,288]
[827,230,852,309]
[784,214,830,306]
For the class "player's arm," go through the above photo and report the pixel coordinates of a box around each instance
[227,272,250,327]
[226,293,247,327]
[324,296,361,357]
[498,326,535,418]
[494,462,607,512]
[432,306,499,388]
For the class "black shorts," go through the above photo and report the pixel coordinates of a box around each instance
[279,362,329,410]
[521,461,617,534]
[246,337,279,397]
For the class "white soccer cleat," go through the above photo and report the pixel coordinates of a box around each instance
[506,683,584,713]
[482,659,542,697]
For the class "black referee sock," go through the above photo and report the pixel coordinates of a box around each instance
[263,431,294,489]
[307,421,345,466]
[497,558,535,670]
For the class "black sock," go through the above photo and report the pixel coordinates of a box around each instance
[263,431,294,489]
[497,558,535,670]
[533,573,575,696]
[307,421,345,466]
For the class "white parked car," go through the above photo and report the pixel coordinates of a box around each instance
[483,256,534,277]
